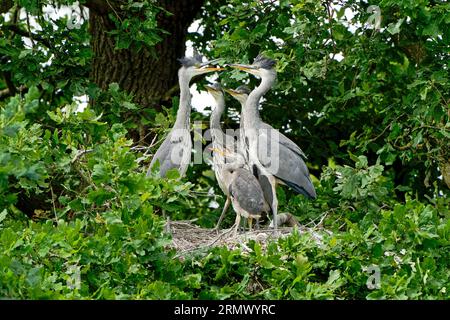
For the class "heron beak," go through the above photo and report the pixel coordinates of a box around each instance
[229,63,256,72]
[224,88,238,96]
[204,85,218,93]
[200,66,225,73]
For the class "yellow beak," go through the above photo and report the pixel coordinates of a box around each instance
[224,88,238,96]
[229,63,254,72]
[202,67,225,72]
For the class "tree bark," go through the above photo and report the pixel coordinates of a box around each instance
[86,0,204,110]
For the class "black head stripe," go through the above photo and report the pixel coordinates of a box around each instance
[178,51,203,67]
[253,55,276,69]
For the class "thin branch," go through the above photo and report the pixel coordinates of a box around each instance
[71,149,94,163]
[0,88,11,99]
[2,25,51,47]
[26,12,35,48]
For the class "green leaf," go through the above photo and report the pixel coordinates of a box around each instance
[0,209,7,223]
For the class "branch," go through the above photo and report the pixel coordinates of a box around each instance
[2,25,51,48]
[0,88,11,99]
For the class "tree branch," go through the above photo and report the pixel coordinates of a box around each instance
[2,25,51,48]
[0,88,11,99]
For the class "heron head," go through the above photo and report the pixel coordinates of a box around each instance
[178,53,224,78]
[221,162,242,182]
[204,83,224,100]
[229,54,276,78]
[224,85,251,105]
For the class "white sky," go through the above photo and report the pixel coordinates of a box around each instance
[187,20,217,114]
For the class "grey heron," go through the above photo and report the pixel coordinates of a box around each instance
[230,55,316,231]
[205,83,244,230]
[220,162,268,235]
[223,85,251,159]
[147,53,223,178]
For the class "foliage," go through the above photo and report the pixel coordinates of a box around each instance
[0,0,449,300]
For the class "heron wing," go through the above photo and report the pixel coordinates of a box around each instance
[229,168,266,215]
[259,122,307,160]
[256,128,316,199]
[148,130,192,177]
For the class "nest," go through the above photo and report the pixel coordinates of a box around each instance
[165,213,329,258]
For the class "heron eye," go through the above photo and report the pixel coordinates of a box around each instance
[230,170,234,174]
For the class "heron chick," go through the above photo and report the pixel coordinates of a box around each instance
[205,83,244,230]
[221,162,268,235]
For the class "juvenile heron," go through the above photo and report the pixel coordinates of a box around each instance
[221,162,268,235]
[147,53,223,178]
[224,85,251,157]
[230,55,316,231]
[205,83,244,230]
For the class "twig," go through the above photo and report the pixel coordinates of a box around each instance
[26,12,35,48]
[71,149,94,163]
[50,185,58,224]
[2,24,51,47]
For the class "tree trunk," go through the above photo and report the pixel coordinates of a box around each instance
[86,0,204,110]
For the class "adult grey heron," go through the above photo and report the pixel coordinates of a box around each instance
[205,83,243,230]
[230,55,316,231]
[220,162,268,235]
[147,53,223,178]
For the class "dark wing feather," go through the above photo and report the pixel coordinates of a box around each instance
[259,122,307,160]
[257,127,316,199]
[230,168,266,215]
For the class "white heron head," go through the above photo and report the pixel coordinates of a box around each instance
[178,52,224,80]
[224,85,251,105]
[204,82,224,100]
[229,54,276,79]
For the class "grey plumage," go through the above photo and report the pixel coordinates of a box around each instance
[221,163,268,233]
[177,49,203,67]
[147,54,223,178]
[227,168,266,219]
[235,85,251,95]
[230,54,316,230]
[206,83,247,230]
[252,54,276,69]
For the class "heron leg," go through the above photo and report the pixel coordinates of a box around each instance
[233,214,241,237]
[269,177,278,232]
[214,197,231,232]
[248,218,253,232]
[240,218,247,232]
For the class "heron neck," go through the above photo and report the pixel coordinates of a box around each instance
[243,75,274,127]
[210,95,225,130]
[173,75,191,129]
[239,102,246,130]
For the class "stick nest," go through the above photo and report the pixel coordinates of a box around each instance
[165,213,329,258]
